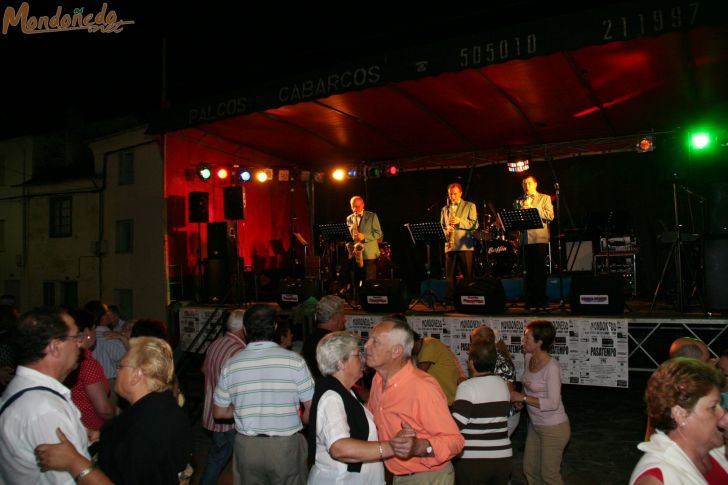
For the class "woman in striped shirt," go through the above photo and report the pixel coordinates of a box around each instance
[451,339,512,485]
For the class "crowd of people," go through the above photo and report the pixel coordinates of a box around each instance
[1,292,727,484]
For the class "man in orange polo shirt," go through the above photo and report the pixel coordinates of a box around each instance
[365,319,464,484]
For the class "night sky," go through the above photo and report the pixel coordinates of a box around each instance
[0,1,601,137]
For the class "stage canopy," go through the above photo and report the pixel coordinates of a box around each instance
[151,2,728,171]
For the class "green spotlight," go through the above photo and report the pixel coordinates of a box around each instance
[691,132,711,150]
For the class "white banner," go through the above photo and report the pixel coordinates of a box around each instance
[345,314,628,388]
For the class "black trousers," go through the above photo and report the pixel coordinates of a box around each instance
[353,258,377,287]
[524,243,549,307]
[445,250,473,299]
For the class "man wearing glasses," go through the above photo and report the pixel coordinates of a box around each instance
[0,307,90,484]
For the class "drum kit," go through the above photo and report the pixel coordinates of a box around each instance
[473,213,521,279]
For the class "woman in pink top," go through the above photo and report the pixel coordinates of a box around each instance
[511,320,570,485]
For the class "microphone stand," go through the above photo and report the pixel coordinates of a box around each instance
[554,182,566,311]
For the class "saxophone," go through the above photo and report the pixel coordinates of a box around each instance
[445,203,457,251]
[352,217,365,268]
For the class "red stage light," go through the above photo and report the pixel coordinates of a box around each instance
[385,165,399,176]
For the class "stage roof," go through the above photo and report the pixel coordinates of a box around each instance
[150,2,728,170]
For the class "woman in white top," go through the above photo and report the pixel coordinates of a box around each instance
[308,331,409,484]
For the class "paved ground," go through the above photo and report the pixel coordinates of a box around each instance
[189,371,651,485]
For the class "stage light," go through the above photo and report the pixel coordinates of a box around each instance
[255,170,269,182]
[236,169,251,182]
[365,166,382,179]
[385,164,399,176]
[691,132,711,150]
[507,160,530,173]
[347,166,359,178]
[197,164,212,181]
[300,170,311,182]
[636,136,655,153]
[216,167,229,180]
[332,168,346,181]
[278,169,290,182]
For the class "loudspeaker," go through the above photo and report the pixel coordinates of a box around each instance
[223,186,245,220]
[279,278,322,309]
[188,191,209,223]
[207,221,238,260]
[705,237,728,310]
[569,274,624,315]
[359,279,409,313]
[454,278,506,314]
[204,258,228,302]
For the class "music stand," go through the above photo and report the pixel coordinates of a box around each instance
[317,223,358,308]
[499,208,543,233]
[405,222,446,310]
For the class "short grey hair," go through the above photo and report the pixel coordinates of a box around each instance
[380,318,414,358]
[227,309,245,332]
[316,331,360,376]
[315,295,344,324]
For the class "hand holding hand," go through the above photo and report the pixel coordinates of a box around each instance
[390,421,416,458]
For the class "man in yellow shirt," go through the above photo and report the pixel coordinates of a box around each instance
[412,333,465,405]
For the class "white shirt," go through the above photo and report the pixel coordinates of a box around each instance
[308,390,385,485]
[0,366,90,485]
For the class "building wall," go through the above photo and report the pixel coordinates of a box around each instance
[25,185,100,308]
[0,137,32,308]
[89,127,166,321]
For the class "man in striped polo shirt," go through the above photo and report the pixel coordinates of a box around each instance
[214,304,314,485]
[451,339,512,485]
[200,309,247,485]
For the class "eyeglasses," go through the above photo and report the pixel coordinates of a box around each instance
[116,362,135,371]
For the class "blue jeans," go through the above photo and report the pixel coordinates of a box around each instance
[200,429,236,485]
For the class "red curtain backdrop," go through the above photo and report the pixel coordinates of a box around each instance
[164,133,311,276]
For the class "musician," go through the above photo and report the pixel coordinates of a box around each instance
[515,176,554,309]
[440,183,478,301]
[346,196,382,283]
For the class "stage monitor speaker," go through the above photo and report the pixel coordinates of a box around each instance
[279,278,322,309]
[569,274,624,315]
[188,191,209,223]
[204,258,229,303]
[223,186,245,220]
[207,221,238,260]
[359,279,409,313]
[454,278,506,314]
[705,237,728,311]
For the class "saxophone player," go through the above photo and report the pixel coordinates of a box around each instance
[440,183,478,302]
[346,196,382,283]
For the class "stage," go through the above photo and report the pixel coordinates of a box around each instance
[177,292,727,390]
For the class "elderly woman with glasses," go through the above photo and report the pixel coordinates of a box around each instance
[36,337,193,484]
[308,331,412,484]
[631,358,728,485]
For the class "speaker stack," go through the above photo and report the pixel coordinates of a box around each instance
[359,279,409,313]
[454,278,506,314]
[279,278,322,309]
[569,274,625,315]
[188,192,209,223]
